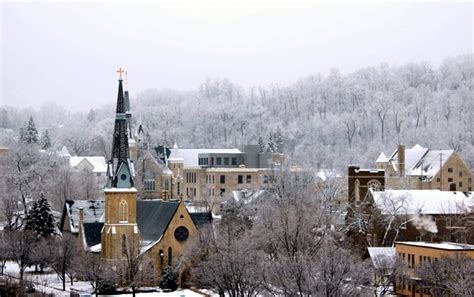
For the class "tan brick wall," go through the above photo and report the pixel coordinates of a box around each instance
[144,202,198,280]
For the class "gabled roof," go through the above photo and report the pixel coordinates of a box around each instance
[386,144,454,180]
[136,200,180,243]
[83,222,104,248]
[190,212,213,227]
[70,156,107,173]
[375,152,388,163]
[61,200,105,233]
[371,189,473,215]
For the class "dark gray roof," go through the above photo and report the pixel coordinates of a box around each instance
[61,200,105,233]
[190,212,212,227]
[83,222,104,248]
[136,200,180,242]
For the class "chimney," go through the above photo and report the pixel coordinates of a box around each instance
[79,207,84,224]
[398,144,405,177]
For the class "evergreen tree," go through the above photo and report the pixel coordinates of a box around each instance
[24,195,56,238]
[258,136,265,153]
[41,130,51,150]
[275,129,283,153]
[24,116,39,144]
[87,109,96,122]
[267,133,276,152]
[19,127,25,142]
[159,266,178,292]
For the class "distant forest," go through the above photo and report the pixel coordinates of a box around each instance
[1,54,473,172]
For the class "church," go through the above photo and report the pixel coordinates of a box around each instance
[60,71,209,283]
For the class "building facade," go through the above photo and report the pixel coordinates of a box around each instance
[395,241,474,297]
[376,144,473,191]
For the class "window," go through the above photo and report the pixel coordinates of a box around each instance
[220,188,225,196]
[354,179,360,202]
[186,172,197,183]
[263,175,269,184]
[231,157,237,165]
[224,157,229,165]
[97,172,101,177]
[459,181,463,188]
[238,175,243,184]
[469,177,472,183]
[176,182,181,195]
[210,157,214,165]
[168,247,173,266]
[246,175,252,183]
[220,175,226,184]
[416,236,421,242]
[446,218,452,227]
[122,234,127,256]
[144,172,155,191]
[448,168,453,173]
[459,171,463,177]
[437,178,440,182]
[469,187,472,191]
[119,200,128,222]
[216,157,222,165]
[448,178,453,182]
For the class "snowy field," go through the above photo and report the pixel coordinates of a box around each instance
[2,261,209,296]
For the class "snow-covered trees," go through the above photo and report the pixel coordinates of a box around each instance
[24,195,56,237]
[159,266,178,292]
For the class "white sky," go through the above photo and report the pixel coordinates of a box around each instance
[1,1,472,111]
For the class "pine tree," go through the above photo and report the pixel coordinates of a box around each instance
[267,133,276,152]
[159,266,178,292]
[24,116,39,144]
[41,130,51,150]
[258,136,265,153]
[24,195,56,238]
[275,129,283,153]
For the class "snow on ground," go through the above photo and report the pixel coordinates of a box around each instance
[2,261,210,296]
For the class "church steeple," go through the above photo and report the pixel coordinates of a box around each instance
[107,70,134,189]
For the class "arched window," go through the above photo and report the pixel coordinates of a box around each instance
[367,179,382,191]
[355,179,360,202]
[168,247,173,266]
[121,234,127,256]
[144,171,155,191]
[119,200,128,222]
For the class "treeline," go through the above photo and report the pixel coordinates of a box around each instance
[1,54,472,172]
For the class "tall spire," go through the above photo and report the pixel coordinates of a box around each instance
[107,72,134,188]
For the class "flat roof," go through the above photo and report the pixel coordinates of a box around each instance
[396,241,474,251]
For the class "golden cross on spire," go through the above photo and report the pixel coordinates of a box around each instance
[116,67,125,79]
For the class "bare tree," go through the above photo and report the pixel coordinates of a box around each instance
[415,253,474,296]
[74,252,116,296]
[51,233,79,291]
[8,230,38,284]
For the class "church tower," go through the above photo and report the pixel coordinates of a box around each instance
[101,70,140,261]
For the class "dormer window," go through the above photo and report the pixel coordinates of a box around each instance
[119,199,128,222]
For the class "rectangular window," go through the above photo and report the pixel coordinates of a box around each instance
[231,157,237,165]
[220,175,225,184]
[144,179,155,191]
[220,188,225,195]
[210,157,214,165]
[469,177,472,183]
[448,168,453,173]
[459,171,463,177]
[238,175,243,184]
[416,236,421,242]
[216,157,222,165]
[469,187,472,191]
[224,157,229,165]
[448,177,453,182]
[437,178,440,182]
[246,175,252,183]
[459,181,463,188]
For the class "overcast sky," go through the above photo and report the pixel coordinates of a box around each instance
[1,1,472,111]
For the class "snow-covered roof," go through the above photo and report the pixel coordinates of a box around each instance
[63,200,105,233]
[385,144,454,180]
[169,148,242,166]
[58,146,71,157]
[316,169,341,181]
[70,156,107,173]
[375,152,388,163]
[396,241,474,251]
[371,189,473,215]
[368,247,396,270]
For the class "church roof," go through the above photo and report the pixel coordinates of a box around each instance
[83,222,104,249]
[136,200,180,243]
[61,200,105,233]
[190,212,213,227]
